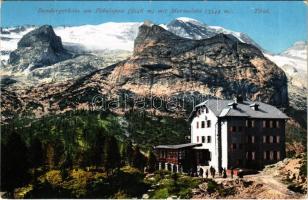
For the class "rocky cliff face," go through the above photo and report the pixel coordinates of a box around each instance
[8,25,72,72]
[120,24,287,106]
[1,23,289,120]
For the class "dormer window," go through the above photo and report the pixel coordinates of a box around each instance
[249,103,259,111]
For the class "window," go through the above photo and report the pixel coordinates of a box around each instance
[276,121,280,128]
[270,136,273,143]
[202,136,206,143]
[162,151,166,158]
[264,151,267,160]
[160,151,164,158]
[246,120,248,127]
[207,120,211,128]
[247,120,255,128]
[267,151,270,159]
[179,151,183,159]
[266,136,270,143]
[197,110,201,116]
[205,107,209,113]
[231,143,237,150]
[196,122,199,129]
[270,151,274,160]
[251,136,255,144]
[277,151,281,160]
[266,120,270,128]
[201,121,205,128]
[252,152,256,160]
[230,126,236,132]
[270,120,273,128]
[263,120,266,128]
[276,136,280,143]
[273,136,277,143]
[197,136,199,143]
[263,136,266,143]
[248,136,255,144]
[207,136,211,143]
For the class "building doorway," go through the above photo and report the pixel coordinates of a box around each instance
[196,149,211,166]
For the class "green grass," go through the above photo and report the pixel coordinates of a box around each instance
[16,166,149,199]
[146,170,202,199]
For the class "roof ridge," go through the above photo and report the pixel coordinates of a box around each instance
[219,107,231,117]
[188,99,288,120]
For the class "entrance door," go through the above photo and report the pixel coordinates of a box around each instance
[196,149,211,166]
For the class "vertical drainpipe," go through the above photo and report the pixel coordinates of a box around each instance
[217,117,222,171]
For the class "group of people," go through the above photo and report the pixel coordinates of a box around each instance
[196,166,234,179]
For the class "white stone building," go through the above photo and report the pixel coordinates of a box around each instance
[155,97,288,173]
[189,97,288,171]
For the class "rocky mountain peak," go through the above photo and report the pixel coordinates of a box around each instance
[8,25,72,72]
[166,17,217,40]
[134,23,262,60]
[17,25,64,51]
[134,24,190,56]
[168,17,207,29]
[280,41,307,59]
[110,22,288,107]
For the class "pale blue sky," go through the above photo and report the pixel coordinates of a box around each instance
[1,1,307,53]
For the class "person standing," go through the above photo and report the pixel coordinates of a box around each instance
[209,166,213,177]
[219,167,222,177]
[205,169,209,179]
[223,168,227,178]
[199,167,204,178]
[231,169,234,179]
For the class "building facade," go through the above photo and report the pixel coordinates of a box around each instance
[155,97,288,172]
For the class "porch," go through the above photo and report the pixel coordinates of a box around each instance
[154,143,211,173]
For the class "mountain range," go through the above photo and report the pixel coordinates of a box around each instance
[0,17,306,122]
[1,18,306,86]
[0,17,263,62]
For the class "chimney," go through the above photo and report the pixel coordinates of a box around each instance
[234,95,243,103]
[249,103,259,111]
[228,102,238,109]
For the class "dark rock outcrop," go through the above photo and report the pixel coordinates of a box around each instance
[8,25,72,71]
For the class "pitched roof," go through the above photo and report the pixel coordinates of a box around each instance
[189,99,288,120]
[155,143,202,149]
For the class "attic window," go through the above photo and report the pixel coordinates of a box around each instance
[249,103,259,111]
